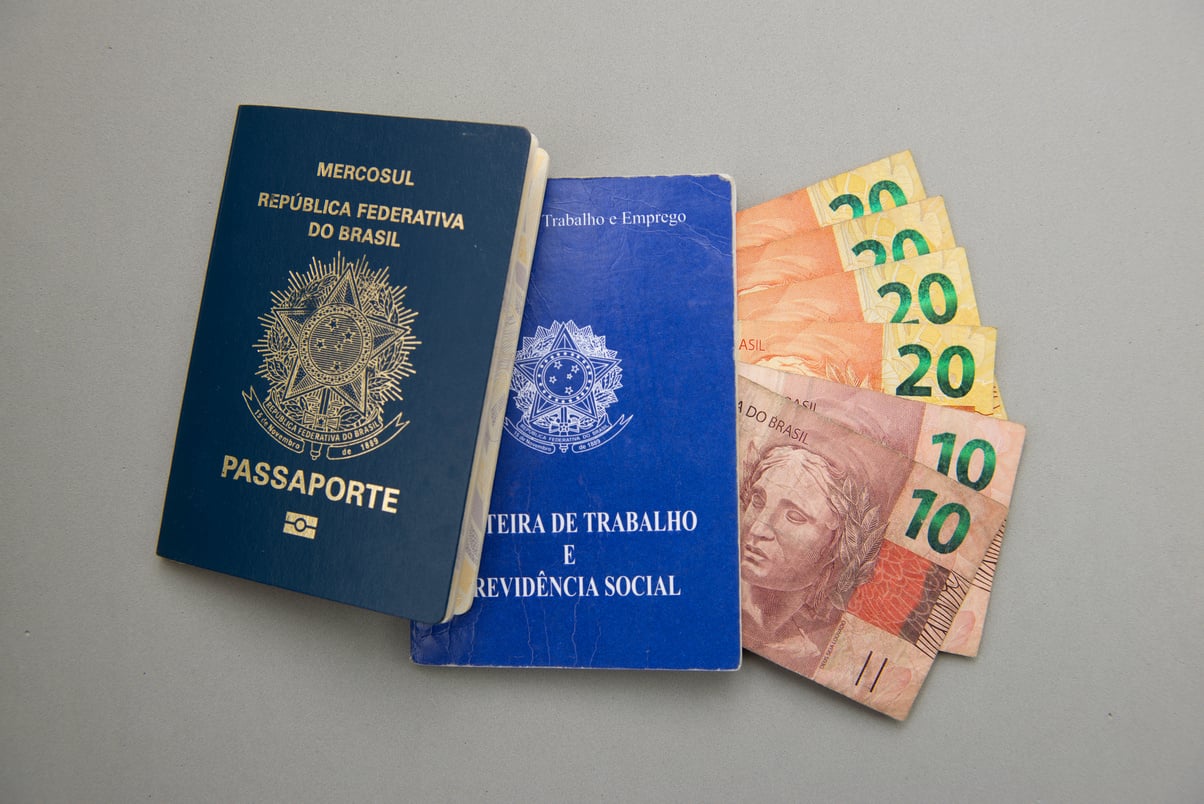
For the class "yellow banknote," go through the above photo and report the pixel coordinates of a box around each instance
[736,152,926,247]
[991,380,1008,421]
[736,376,1008,718]
[737,197,956,295]
[736,320,997,415]
[738,248,979,327]
[737,363,1025,656]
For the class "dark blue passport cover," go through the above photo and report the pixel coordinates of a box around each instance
[411,175,742,669]
[157,105,542,623]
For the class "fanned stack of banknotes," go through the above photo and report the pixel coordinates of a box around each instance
[733,152,1026,719]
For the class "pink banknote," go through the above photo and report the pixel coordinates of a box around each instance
[736,376,1008,718]
[737,363,1025,655]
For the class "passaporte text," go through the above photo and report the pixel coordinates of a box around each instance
[219,454,400,514]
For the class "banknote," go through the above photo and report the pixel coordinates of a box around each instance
[737,197,955,295]
[736,321,997,415]
[991,380,1008,421]
[736,151,926,248]
[737,363,1025,656]
[736,376,1007,719]
[738,248,979,327]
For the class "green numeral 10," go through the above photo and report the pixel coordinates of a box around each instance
[905,489,970,554]
[931,433,997,491]
[895,344,975,398]
[850,229,931,265]
[877,272,958,324]
[828,180,908,219]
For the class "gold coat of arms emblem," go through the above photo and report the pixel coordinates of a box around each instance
[243,254,420,460]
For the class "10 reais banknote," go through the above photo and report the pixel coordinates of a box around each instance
[736,376,1007,719]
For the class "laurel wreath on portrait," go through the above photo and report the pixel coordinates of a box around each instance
[829,476,886,607]
[739,442,886,612]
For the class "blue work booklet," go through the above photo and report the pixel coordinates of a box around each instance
[411,175,741,669]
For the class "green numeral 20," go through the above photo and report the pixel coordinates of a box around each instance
[877,272,958,324]
[895,344,975,398]
[905,489,970,554]
[850,228,931,265]
[828,180,908,219]
[932,432,997,491]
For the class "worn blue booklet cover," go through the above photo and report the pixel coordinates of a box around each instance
[411,175,741,669]
[157,106,548,624]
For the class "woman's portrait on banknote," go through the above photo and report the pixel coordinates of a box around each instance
[739,441,887,675]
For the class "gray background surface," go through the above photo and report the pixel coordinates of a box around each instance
[2,2,1201,801]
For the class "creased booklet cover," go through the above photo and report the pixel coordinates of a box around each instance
[411,175,741,669]
[157,105,548,624]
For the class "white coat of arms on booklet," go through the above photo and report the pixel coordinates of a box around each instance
[504,320,631,454]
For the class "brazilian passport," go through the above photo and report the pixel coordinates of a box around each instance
[157,105,548,623]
